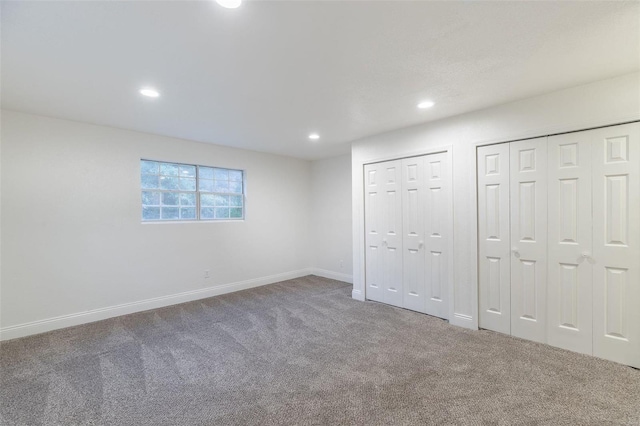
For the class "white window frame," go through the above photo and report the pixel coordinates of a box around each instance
[141,159,245,222]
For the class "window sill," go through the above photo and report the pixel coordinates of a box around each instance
[141,219,245,224]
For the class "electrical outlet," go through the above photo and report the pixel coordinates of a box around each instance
[339,260,344,269]
[204,270,210,279]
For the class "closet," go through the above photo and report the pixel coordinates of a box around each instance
[478,122,640,368]
[364,151,452,319]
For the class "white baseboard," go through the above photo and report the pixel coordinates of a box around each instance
[310,268,353,284]
[351,289,365,301]
[0,268,313,341]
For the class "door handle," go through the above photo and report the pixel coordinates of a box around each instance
[580,251,595,264]
[418,240,424,248]
[382,238,388,245]
[512,247,520,258]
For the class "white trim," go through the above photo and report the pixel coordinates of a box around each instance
[471,116,640,148]
[351,289,365,301]
[0,268,313,341]
[361,145,451,167]
[141,220,245,225]
[311,268,353,284]
[445,148,455,323]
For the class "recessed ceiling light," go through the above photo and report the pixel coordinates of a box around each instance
[216,0,242,9]
[308,133,320,140]
[139,88,160,98]
[417,100,435,109]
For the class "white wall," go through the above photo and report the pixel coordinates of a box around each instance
[0,110,314,338]
[4,72,637,340]
[311,154,353,282]
[352,72,640,329]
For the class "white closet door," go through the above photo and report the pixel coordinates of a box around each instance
[592,123,640,368]
[547,133,592,355]
[364,163,385,303]
[478,144,511,334]
[424,152,451,319]
[510,138,547,343]
[364,160,404,307]
[402,156,426,313]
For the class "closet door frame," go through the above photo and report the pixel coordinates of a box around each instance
[362,146,453,320]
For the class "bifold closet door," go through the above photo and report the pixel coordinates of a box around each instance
[366,152,452,317]
[510,138,547,343]
[478,123,639,367]
[364,160,404,307]
[591,123,640,368]
[400,153,451,318]
[478,143,511,334]
[547,133,593,355]
[424,152,452,319]
[401,156,427,313]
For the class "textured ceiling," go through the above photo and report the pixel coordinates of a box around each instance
[2,1,639,159]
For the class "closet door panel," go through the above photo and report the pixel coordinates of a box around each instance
[510,138,547,343]
[592,122,640,368]
[478,144,511,334]
[547,133,592,355]
[379,160,404,307]
[364,163,384,303]
[402,157,426,313]
[424,152,451,319]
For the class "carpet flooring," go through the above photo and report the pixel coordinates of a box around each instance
[1,275,639,425]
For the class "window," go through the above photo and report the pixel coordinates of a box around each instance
[141,160,244,221]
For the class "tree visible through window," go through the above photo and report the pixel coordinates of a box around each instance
[140,160,244,221]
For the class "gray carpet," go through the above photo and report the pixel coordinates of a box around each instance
[1,276,639,425]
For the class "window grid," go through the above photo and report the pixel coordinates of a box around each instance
[198,166,244,220]
[141,160,244,222]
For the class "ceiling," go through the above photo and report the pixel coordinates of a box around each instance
[2,1,639,160]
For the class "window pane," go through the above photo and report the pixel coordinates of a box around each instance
[141,160,158,175]
[229,170,243,181]
[180,207,196,219]
[214,180,229,193]
[179,165,196,177]
[179,177,196,191]
[201,207,214,219]
[200,194,215,206]
[214,207,230,219]
[214,195,229,206]
[162,192,179,206]
[160,163,180,176]
[229,181,242,194]
[142,191,160,205]
[199,179,214,192]
[160,176,179,190]
[180,193,196,206]
[141,175,159,189]
[141,161,245,222]
[142,206,160,220]
[199,167,214,180]
[214,168,228,180]
[161,207,179,220]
